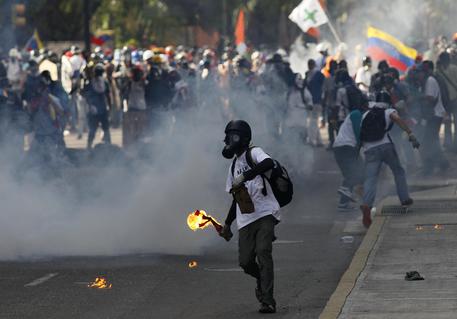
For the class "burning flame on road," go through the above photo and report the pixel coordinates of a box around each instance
[88,277,112,289]
[188,261,198,268]
[187,210,222,233]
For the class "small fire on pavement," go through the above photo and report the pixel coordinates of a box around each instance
[88,277,112,289]
[187,210,222,233]
[188,261,198,268]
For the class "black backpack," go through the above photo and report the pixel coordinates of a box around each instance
[360,107,393,142]
[231,147,293,207]
[345,84,368,110]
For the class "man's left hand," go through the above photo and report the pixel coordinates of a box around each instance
[232,174,245,188]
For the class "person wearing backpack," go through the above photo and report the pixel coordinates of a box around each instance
[359,91,420,228]
[219,120,285,314]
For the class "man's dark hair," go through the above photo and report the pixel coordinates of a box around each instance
[307,59,316,70]
[422,60,434,73]
[438,51,451,67]
[378,60,389,72]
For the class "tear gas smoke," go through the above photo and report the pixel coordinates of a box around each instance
[0,75,314,260]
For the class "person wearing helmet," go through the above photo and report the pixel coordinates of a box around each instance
[82,63,112,149]
[355,56,372,94]
[359,91,419,227]
[219,120,279,314]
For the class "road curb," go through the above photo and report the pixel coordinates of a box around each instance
[318,212,386,319]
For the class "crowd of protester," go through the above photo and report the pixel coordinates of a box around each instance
[1,35,457,181]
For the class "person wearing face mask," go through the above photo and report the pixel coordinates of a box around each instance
[219,120,279,314]
[82,63,111,149]
[355,56,372,94]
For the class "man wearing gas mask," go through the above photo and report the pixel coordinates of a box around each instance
[219,120,280,314]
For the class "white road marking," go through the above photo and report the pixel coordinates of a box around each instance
[274,240,304,245]
[24,273,58,287]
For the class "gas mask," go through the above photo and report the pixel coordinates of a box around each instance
[222,132,242,159]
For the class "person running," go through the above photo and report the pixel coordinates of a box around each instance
[219,120,280,314]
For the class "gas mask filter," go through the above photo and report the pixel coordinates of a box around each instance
[222,132,242,159]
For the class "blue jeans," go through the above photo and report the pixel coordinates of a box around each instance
[334,145,364,204]
[363,143,410,207]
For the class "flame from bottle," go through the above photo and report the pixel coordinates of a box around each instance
[187,210,222,232]
[88,277,112,289]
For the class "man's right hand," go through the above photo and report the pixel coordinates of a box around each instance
[408,134,420,149]
[219,224,233,242]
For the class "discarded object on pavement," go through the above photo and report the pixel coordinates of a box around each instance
[405,271,424,281]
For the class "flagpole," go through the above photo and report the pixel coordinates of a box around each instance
[323,9,342,44]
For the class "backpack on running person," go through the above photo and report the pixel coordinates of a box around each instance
[345,84,369,111]
[231,147,293,207]
[360,107,393,142]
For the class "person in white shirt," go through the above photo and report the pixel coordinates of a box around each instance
[6,48,22,91]
[359,91,419,228]
[219,120,279,314]
[418,61,450,175]
[355,56,372,94]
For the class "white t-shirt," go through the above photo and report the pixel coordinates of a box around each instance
[333,114,357,148]
[362,108,397,152]
[335,87,349,121]
[355,67,371,93]
[226,147,280,230]
[425,76,446,118]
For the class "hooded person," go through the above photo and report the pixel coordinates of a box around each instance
[219,120,279,314]
[359,91,419,228]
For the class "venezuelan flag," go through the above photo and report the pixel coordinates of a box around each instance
[366,26,417,72]
[24,29,44,51]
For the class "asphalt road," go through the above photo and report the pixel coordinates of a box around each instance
[0,147,367,319]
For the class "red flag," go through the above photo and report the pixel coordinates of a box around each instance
[235,9,245,45]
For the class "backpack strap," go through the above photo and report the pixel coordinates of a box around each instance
[245,146,268,196]
[231,157,237,177]
[245,146,255,169]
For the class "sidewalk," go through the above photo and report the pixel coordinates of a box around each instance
[319,176,457,318]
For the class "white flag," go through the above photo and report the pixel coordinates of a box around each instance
[288,0,328,33]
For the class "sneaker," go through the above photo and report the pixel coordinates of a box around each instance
[338,187,356,202]
[360,205,372,228]
[259,303,276,314]
[401,198,414,207]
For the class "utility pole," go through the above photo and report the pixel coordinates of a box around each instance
[222,0,228,45]
[83,0,91,52]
